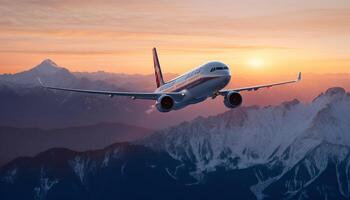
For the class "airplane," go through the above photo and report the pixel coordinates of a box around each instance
[39,48,302,112]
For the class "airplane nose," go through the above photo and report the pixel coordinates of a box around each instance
[223,74,231,85]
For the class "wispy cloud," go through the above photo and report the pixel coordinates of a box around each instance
[0,0,349,74]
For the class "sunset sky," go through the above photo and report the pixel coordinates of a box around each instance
[0,0,349,76]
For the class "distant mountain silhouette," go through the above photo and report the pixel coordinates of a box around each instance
[0,59,75,87]
[2,59,349,132]
[0,122,153,167]
[0,59,155,128]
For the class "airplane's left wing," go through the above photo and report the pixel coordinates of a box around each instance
[38,78,184,100]
[219,72,301,95]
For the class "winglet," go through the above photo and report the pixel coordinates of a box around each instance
[297,72,302,82]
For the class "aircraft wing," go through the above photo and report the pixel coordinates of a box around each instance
[219,72,301,95]
[38,78,184,100]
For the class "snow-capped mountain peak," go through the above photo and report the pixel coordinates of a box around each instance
[0,59,75,86]
[30,59,63,75]
[312,87,347,103]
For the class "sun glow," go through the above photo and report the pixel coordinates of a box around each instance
[248,57,264,69]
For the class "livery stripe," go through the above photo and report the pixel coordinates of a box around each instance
[173,77,218,92]
[153,48,164,88]
[161,76,220,93]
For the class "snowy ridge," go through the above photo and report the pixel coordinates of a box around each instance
[142,87,350,176]
[252,142,350,199]
[34,167,58,200]
[69,156,95,184]
[140,87,350,199]
[68,144,133,184]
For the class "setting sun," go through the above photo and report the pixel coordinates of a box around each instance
[248,57,264,69]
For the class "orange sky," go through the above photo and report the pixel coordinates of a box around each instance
[0,0,349,76]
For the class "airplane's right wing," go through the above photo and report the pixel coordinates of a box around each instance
[38,78,184,100]
[219,72,301,95]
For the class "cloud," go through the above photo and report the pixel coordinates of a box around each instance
[0,50,126,55]
[1,0,349,37]
[0,0,349,74]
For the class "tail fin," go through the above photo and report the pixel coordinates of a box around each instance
[152,48,165,88]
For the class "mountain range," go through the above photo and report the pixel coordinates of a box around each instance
[0,122,152,167]
[1,59,349,130]
[0,87,349,200]
[0,59,154,128]
[141,87,350,199]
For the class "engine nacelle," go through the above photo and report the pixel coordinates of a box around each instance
[224,91,243,109]
[156,95,175,112]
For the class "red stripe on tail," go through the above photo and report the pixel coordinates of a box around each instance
[153,48,165,88]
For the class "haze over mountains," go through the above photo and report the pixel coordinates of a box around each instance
[0,87,349,199]
[1,59,349,168]
[0,59,163,129]
[1,59,349,129]
[74,71,177,92]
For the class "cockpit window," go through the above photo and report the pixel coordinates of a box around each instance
[210,66,228,72]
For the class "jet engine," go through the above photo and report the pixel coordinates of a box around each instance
[156,95,175,112]
[224,91,243,108]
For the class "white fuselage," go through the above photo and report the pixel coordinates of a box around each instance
[155,61,231,110]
